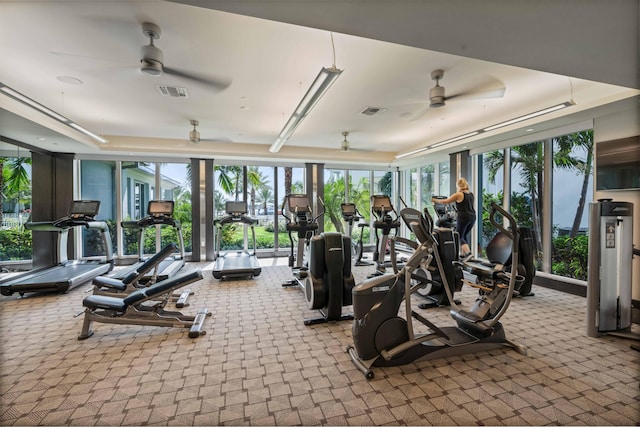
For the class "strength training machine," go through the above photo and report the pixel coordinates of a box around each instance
[586,199,640,343]
[78,269,210,339]
[0,200,114,296]
[347,202,527,379]
[212,201,262,280]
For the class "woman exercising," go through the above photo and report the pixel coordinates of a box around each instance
[432,177,476,259]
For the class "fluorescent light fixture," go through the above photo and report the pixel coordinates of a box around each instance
[430,131,480,148]
[482,101,575,132]
[270,66,342,153]
[395,101,574,159]
[69,122,108,143]
[395,146,430,159]
[1,85,70,123]
[0,82,108,143]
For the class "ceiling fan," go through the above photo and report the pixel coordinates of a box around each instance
[428,69,505,108]
[189,120,233,144]
[140,22,231,90]
[407,69,506,121]
[340,132,371,152]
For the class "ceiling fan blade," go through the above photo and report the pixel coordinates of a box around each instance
[163,67,232,91]
[409,105,430,122]
[447,79,506,101]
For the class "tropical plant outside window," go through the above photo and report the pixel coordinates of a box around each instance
[0,152,32,262]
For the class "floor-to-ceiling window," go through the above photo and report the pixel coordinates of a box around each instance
[323,168,345,233]
[0,145,32,264]
[551,130,594,280]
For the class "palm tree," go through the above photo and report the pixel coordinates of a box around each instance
[215,165,243,201]
[484,143,544,250]
[377,171,392,196]
[247,167,267,216]
[1,156,32,226]
[323,173,346,233]
[255,186,273,216]
[554,130,594,237]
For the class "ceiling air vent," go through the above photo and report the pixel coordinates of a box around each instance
[360,106,386,116]
[156,85,189,98]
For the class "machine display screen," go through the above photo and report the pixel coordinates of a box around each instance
[372,195,392,213]
[70,200,100,217]
[148,200,174,216]
[226,201,247,215]
[341,203,356,215]
[288,194,311,212]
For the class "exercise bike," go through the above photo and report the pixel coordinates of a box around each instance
[340,202,372,266]
[347,202,527,379]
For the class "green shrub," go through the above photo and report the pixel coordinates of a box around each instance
[0,228,32,260]
[551,235,589,280]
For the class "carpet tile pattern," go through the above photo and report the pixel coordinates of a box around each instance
[1,260,638,425]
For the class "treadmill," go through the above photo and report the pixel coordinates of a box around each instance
[212,201,261,280]
[111,200,185,284]
[0,200,114,296]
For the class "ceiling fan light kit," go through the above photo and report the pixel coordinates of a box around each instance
[270,66,343,153]
[140,22,164,76]
[189,120,200,143]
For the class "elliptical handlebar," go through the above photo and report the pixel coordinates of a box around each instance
[489,202,518,242]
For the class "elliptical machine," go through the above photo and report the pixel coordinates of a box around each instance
[282,194,355,325]
[340,203,372,266]
[370,195,412,276]
[395,206,463,308]
[347,202,527,379]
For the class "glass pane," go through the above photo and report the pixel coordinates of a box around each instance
[510,142,543,270]
[276,166,304,250]
[248,166,275,251]
[80,160,116,256]
[479,150,505,256]
[324,169,345,233]
[0,146,32,262]
[121,161,154,255]
[551,130,593,280]
[348,170,371,244]
[421,164,436,218]
[438,161,450,196]
[159,163,192,253]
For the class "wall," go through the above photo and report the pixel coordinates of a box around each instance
[593,97,640,300]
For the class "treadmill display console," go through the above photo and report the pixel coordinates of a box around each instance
[148,200,174,216]
[70,200,100,218]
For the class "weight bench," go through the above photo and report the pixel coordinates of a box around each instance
[92,243,193,307]
[78,269,210,340]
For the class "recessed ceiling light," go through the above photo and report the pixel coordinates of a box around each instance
[57,76,83,85]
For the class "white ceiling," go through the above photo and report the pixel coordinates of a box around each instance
[0,0,638,167]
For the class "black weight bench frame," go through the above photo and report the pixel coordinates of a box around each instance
[93,243,178,294]
[78,269,210,339]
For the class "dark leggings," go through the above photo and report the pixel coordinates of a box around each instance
[456,213,476,247]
